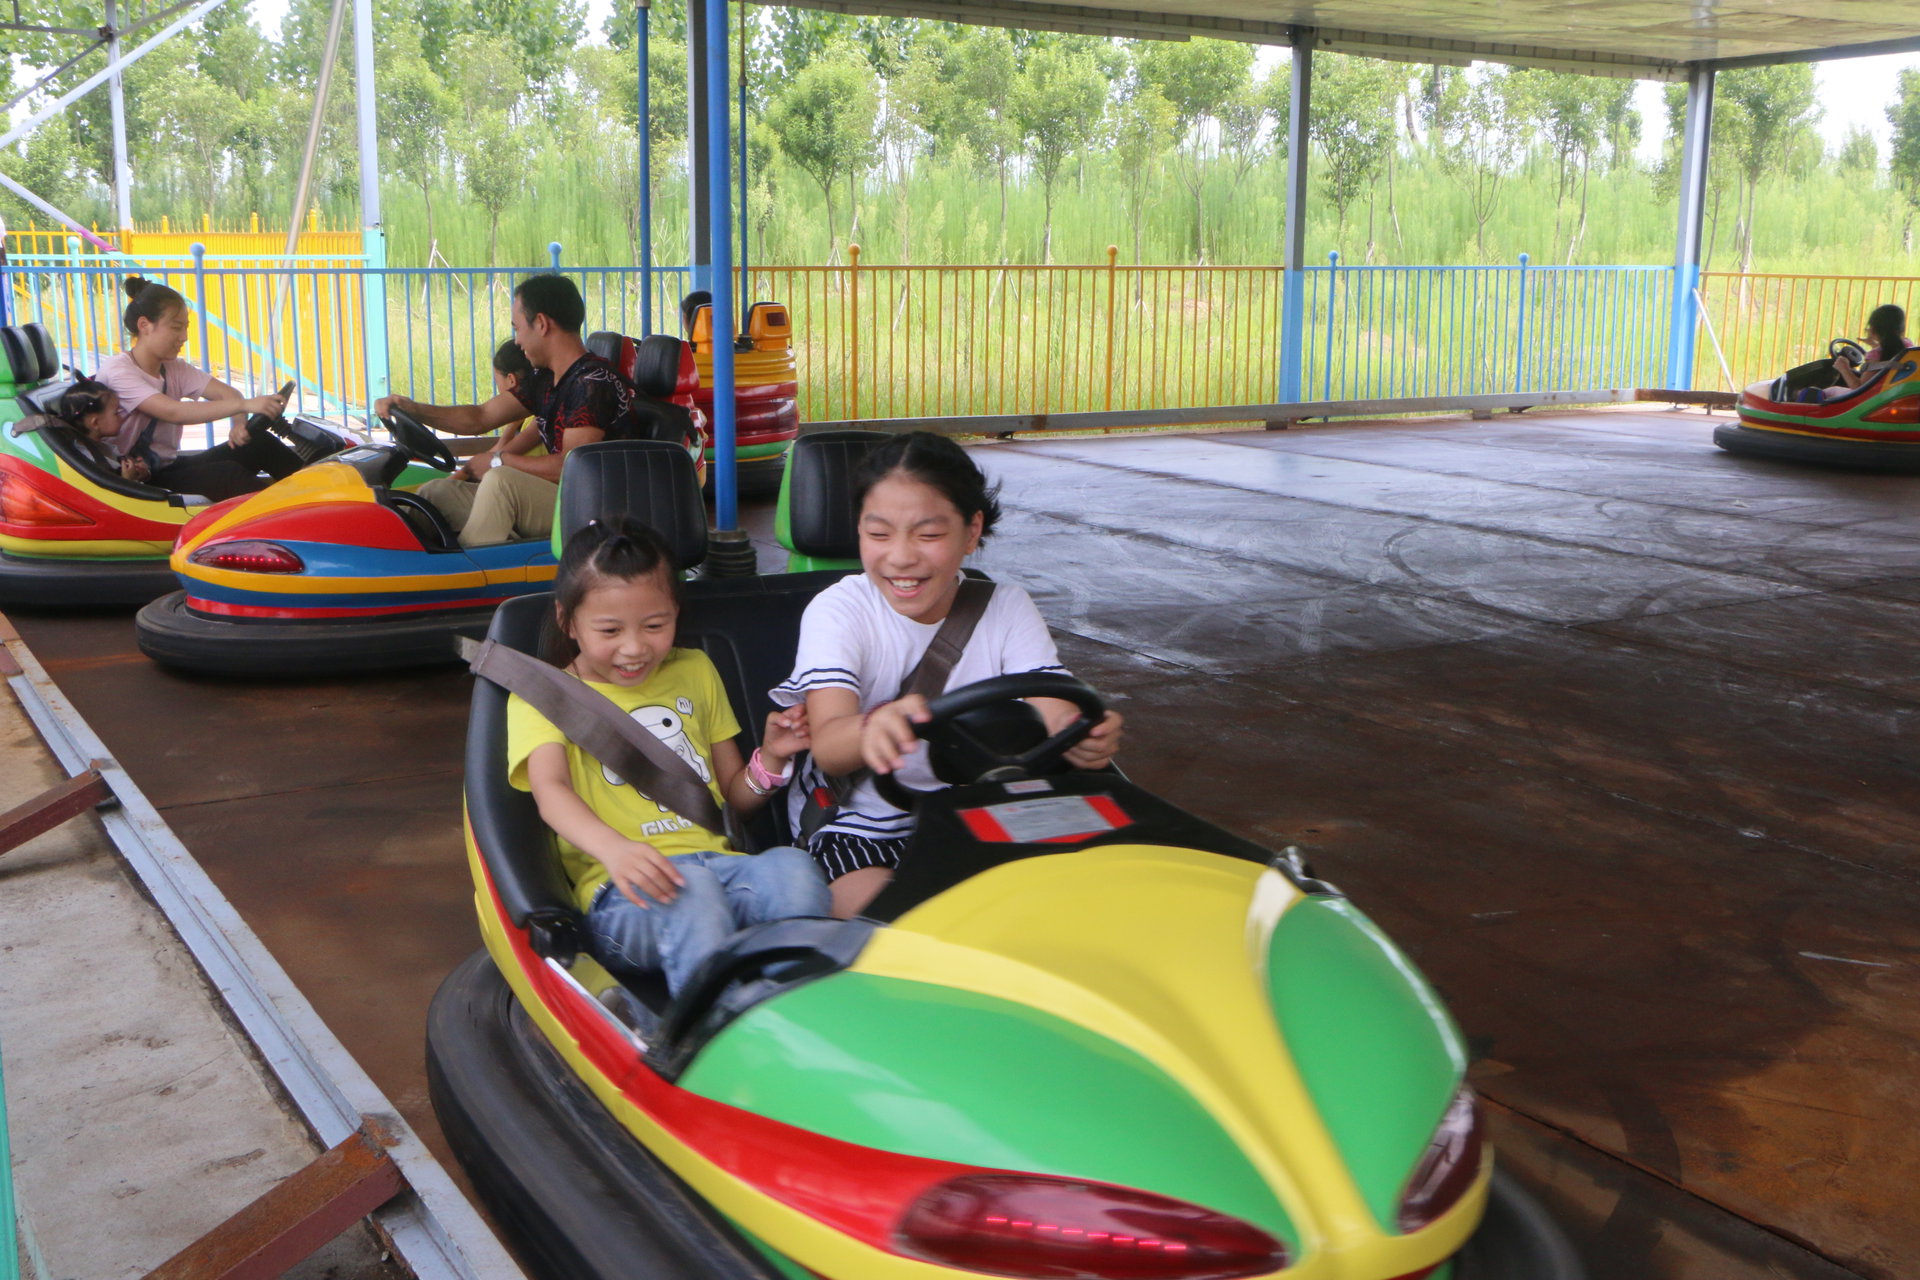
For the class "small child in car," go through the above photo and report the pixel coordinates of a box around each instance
[508,518,829,998]
[55,379,146,483]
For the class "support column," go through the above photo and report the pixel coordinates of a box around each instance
[687,0,712,296]
[1667,64,1713,390]
[738,0,750,318]
[638,1,654,335]
[1277,29,1313,403]
[105,0,132,233]
[704,0,739,534]
[353,0,389,411]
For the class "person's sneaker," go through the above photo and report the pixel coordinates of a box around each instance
[597,984,663,1043]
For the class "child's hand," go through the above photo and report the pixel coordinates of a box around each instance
[762,705,810,771]
[863,696,930,775]
[603,839,684,909]
[1066,709,1124,770]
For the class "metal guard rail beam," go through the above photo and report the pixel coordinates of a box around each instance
[0,620,524,1280]
[805,388,1636,435]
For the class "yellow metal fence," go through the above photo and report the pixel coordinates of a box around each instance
[1696,272,1920,393]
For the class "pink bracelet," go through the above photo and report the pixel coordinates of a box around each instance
[748,747,791,792]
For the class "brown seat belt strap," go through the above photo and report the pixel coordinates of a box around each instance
[465,638,726,835]
[900,576,995,700]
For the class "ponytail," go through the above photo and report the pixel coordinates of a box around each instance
[122,276,187,337]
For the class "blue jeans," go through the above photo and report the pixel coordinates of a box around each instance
[583,847,829,997]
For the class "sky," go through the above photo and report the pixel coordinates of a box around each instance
[245,0,1920,167]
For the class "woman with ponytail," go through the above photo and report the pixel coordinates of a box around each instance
[92,276,301,501]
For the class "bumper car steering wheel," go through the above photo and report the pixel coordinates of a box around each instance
[381,405,461,472]
[1830,337,1868,368]
[872,672,1107,811]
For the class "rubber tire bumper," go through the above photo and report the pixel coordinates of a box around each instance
[426,950,784,1280]
[1715,423,1920,473]
[134,590,497,676]
[0,552,175,608]
[1454,1166,1586,1280]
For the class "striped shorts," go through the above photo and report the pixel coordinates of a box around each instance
[811,832,910,883]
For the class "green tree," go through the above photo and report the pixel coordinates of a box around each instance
[1836,126,1878,175]
[0,115,86,232]
[1136,38,1253,261]
[1112,84,1176,269]
[1310,52,1398,256]
[1012,44,1106,261]
[767,42,878,259]
[1715,64,1818,271]
[948,27,1020,252]
[381,48,456,250]
[1435,65,1538,257]
[1890,69,1920,252]
[461,108,523,265]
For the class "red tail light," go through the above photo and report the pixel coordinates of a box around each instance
[1863,398,1920,424]
[1397,1088,1485,1233]
[897,1174,1288,1279]
[0,471,93,527]
[189,539,305,573]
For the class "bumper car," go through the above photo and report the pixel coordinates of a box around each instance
[1,322,348,608]
[586,331,710,488]
[692,300,801,497]
[134,394,706,676]
[1716,340,1920,472]
[428,442,1583,1280]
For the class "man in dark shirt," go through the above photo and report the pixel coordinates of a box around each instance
[377,274,651,547]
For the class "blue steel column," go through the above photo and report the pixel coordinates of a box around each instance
[1277,29,1313,403]
[738,0,750,319]
[688,0,712,296]
[638,0,654,335]
[705,0,739,530]
[1667,64,1714,389]
[353,0,389,414]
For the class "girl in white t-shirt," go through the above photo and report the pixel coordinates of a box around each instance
[772,432,1124,918]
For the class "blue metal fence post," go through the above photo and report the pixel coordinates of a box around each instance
[705,0,738,534]
[1321,250,1338,399]
[549,241,563,272]
[638,0,653,336]
[1277,29,1313,404]
[737,0,750,320]
[192,242,213,445]
[1668,65,1714,389]
[1514,252,1530,392]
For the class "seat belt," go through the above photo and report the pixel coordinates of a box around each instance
[465,638,726,835]
[799,576,996,839]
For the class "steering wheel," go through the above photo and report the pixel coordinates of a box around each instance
[1830,337,1868,367]
[871,672,1107,812]
[380,404,460,472]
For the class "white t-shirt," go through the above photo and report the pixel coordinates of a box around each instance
[96,352,215,464]
[771,572,1069,842]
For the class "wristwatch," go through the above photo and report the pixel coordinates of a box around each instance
[489,452,503,470]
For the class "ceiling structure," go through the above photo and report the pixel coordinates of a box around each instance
[753,0,1920,79]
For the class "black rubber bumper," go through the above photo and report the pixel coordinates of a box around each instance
[426,950,783,1280]
[0,551,175,608]
[1456,1166,1586,1280]
[1715,423,1920,473]
[134,590,497,676]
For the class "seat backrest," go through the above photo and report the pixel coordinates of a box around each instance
[631,334,687,399]
[585,330,634,377]
[0,325,56,386]
[17,379,73,416]
[553,439,707,566]
[466,594,581,953]
[743,302,792,351]
[776,429,889,571]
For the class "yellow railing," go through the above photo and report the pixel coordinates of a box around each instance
[749,246,1289,421]
[1697,272,1919,393]
[3,210,358,260]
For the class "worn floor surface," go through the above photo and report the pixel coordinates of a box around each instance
[10,408,1916,1280]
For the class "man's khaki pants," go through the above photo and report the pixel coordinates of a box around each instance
[417,467,559,547]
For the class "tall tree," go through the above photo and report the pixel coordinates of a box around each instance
[766,41,879,259]
[1434,65,1538,258]
[1310,52,1398,257]
[381,46,456,251]
[1889,69,1920,253]
[1715,64,1818,272]
[1012,43,1106,262]
[461,108,523,266]
[1112,83,1175,275]
[1136,38,1253,262]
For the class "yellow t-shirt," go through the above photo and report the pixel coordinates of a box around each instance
[506,648,742,912]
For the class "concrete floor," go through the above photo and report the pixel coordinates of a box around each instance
[8,407,1918,1280]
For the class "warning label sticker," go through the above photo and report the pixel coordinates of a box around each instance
[959,794,1131,844]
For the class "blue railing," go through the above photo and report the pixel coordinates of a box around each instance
[6,246,1680,433]
[1300,254,1674,401]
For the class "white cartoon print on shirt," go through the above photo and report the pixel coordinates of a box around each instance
[603,699,712,789]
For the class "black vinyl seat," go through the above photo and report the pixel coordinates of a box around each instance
[0,324,58,385]
[557,439,708,567]
[784,429,887,561]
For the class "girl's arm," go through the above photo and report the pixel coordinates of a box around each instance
[717,706,812,812]
[805,687,869,775]
[131,384,283,427]
[1034,699,1125,770]
[524,742,685,907]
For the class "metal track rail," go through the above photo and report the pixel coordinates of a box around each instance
[0,620,523,1280]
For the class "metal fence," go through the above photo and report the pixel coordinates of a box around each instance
[1696,272,1919,393]
[0,244,1812,431]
